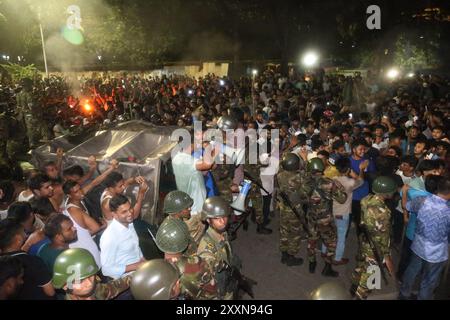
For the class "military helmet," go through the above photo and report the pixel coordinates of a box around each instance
[217,115,238,131]
[310,282,351,300]
[163,191,193,215]
[307,158,325,173]
[372,176,397,195]
[52,248,99,289]
[281,153,300,171]
[201,196,231,219]
[155,218,190,254]
[131,259,180,300]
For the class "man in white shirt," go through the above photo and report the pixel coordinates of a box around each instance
[100,195,146,279]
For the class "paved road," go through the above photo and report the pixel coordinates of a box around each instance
[232,212,406,300]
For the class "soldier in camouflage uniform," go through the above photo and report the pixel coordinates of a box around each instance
[276,153,310,266]
[52,248,131,300]
[245,137,272,234]
[351,176,396,300]
[162,190,205,254]
[155,217,217,300]
[131,259,182,300]
[16,78,48,149]
[211,116,245,240]
[305,158,347,277]
[197,196,241,300]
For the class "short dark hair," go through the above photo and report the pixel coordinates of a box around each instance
[400,156,418,169]
[7,202,33,224]
[30,198,55,218]
[44,214,71,240]
[332,140,345,151]
[317,150,329,158]
[432,125,444,133]
[62,180,78,195]
[376,156,400,175]
[390,129,405,140]
[351,138,368,151]
[425,175,443,194]
[109,194,130,212]
[27,174,50,191]
[104,172,124,188]
[0,181,15,204]
[0,256,24,287]
[415,138,429,150]
[388,146,403,158]
[63,165,85,178]
[437,178,450,195]
[335,157,351,174]
[0,219,23,251]
[417,160,440,173]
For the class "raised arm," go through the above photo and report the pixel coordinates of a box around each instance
[82,159,119,194]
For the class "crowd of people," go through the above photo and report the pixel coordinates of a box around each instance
[0,67,449,300]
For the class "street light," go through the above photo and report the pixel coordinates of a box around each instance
[252,69,258,76]
[387,68,400,80]
[407,73,415,78]
[302,51,319,68]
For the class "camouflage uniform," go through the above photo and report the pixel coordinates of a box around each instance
[170,255,217,300]
[184,214,206,245]
[306,176,347,264]
[66,276,131,300]
[197,227,238,300]
[276,169,312,255]
[16,89,48,148]
[246,159,265,225]
[351,194,391,300]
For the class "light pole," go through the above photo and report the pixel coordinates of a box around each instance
[251,69,258,116]
[38,10,49,78]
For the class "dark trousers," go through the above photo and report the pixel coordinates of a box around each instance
[262,195,272,225]
[400,253,447,300]
[351,200,362,237]
[392,209,404,245]
[397,237,413,280]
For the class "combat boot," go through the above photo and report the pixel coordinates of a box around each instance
[322,263,339,277]
[309,261,317,273]
[257,224,272,235]
[281,252,304,266]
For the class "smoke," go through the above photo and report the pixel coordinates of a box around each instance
[182,31,237,61]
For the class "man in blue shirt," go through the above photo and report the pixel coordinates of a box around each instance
[349,139,376,236]
[399,178,450,300]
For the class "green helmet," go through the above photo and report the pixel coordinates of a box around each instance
[164,191,193,214]
[131,259,179,300]
[281,153,300,171]
[307,158,325,172]
[156,218,190,254]
[310,282,351,300]
[372,176,397,195]
[217,116,237,131]
[201,196,231,219]
[52,248,99,289]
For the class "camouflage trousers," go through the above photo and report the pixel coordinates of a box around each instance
[279,202,302,255]
[307,215,337,264]
[249,185,264,225]
[351,255,379,300]
[24,115,49,148]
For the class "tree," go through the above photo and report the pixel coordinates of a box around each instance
[394,34,439,70]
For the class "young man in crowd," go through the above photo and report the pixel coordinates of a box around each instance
[399,178,450,300]
[100,195,147,280]
[0,219,55,299]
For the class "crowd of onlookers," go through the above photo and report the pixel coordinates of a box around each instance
[1,68,449,299]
